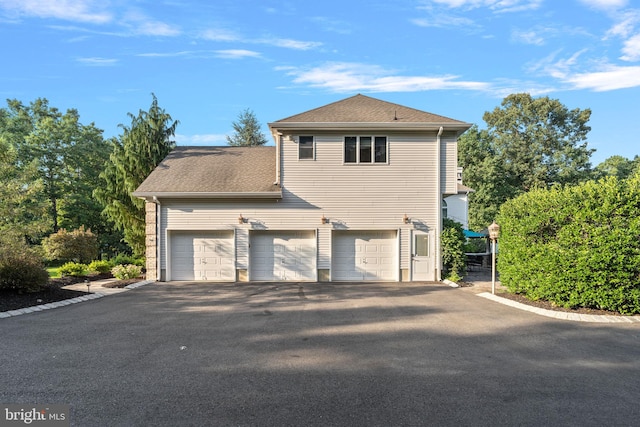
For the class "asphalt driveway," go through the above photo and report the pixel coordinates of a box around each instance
[1,281,639,426]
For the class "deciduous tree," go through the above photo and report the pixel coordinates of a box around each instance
[0,137,47,242]
[1,98,110,235]
[459,93,595,230]
[593,155,639,180]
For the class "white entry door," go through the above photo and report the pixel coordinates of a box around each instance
[170,231,235,281]
[332,231,397,281]
[250,231,316,281]
[412,231,433,281]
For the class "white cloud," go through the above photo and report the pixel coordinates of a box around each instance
[199,28,320,51]
[281,62,490,93]
[259,37,322,50]
[134,20,180,36]
[175,133,227,145]
[605,10,640,38]
[121,9,180,37]
[215,49,261,59]
[0,0,112,23]
[310,16,352,35]
[621,33,640,61]
[564,64,640,90]
[426,0,543,13]
[410,14,476,28]
[137,51,195,58]
[578,0,628,10]
[199,28,240,42]
[535,51,640,90]
[76,57,118,66]
[512,28,546,45]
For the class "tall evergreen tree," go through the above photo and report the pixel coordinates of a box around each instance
[95,94,178,256]
[226,108,268,146]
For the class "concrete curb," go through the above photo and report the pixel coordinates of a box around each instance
[442,279,459,288]
[0,280,156,319]
[477,292,640,323]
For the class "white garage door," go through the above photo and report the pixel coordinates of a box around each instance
[250,231,316,281]
[170,231,235,281]
[332,231,397,281]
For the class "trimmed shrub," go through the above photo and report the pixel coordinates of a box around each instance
[111,254,145,268]
[87,260,113,274]
[442,218,467,281]
[42,226,99,263]
[112,264,142,280]
[59,262,88,277]
[0,241,49,292]
[497,175,640,314]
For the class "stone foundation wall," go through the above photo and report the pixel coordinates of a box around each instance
[145,201,157,281]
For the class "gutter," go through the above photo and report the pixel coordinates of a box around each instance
[268,121,472,132]
[132,191,282,200]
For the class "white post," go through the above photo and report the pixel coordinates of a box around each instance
[491,239,496,295]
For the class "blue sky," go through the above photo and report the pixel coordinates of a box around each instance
[1,0,639,165]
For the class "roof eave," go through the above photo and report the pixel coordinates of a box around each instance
[269,121,472,134]
[133,191,283,200]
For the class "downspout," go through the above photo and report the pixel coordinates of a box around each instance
[272,130,282,186]
[436,126,444,281]
[153,196,161,281]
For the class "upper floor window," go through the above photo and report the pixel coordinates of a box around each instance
[344,136,387,164]
[299,136,314,160]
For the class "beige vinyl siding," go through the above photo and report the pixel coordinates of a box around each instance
[281,132,439,229]
[399,228,410,270]
[441,136,458,195]
[235,228,249,270]
[157,130,445,280]
[317,227,332,270]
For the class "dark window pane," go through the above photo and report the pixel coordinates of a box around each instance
[345,137,357,163]
[299,136,314,159]
[375,137,387,163]
[360,137,372,163]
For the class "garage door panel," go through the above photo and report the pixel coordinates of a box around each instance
[170,231,235,281]
[332,231,397,281]
[250,231,316,281]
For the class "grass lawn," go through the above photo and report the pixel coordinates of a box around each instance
[47,267,61,278]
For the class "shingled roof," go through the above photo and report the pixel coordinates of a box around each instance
[133,146,280,198]
[270,94,469,126]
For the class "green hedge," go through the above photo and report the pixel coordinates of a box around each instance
[442,218,466,281]
[0,242,49,292]
[497,175,640,314]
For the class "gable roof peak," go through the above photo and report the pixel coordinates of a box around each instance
[270,94,468,126]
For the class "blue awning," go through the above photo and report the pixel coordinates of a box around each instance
[464,229,487,238]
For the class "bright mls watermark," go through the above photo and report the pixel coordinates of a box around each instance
[1,405,69,427]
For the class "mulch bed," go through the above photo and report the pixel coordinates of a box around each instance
[460,281,623,316]
[101,278,143,288]
[0,286,91,312]
[495,291,623,316]
[0,274,143,313]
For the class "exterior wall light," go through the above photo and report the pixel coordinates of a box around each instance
[403,214,410,224]
[238,214,245,224]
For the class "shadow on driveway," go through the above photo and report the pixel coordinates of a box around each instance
[1,281,639,426]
